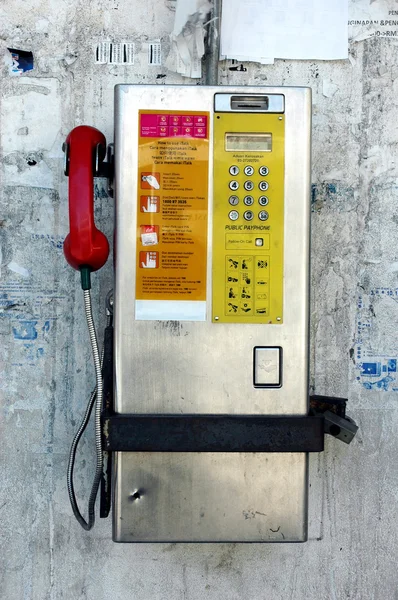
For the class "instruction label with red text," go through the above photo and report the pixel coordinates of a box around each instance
[136,110,209,321]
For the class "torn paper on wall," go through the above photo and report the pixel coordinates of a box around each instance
[7,48,34,75]
[221,0,348,62]
[165,0,212,78]
[348,0,398,42]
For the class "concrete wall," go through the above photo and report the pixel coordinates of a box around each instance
[1,1,397,598]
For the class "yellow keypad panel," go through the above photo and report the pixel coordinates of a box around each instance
[212,112,284,324]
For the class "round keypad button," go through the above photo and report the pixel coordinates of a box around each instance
[258,196,269,206]
[229,165,240,176]
[243,195,254,206]
[259,166,269,176]
[258,210,269,221]
[259,181,269,191]
[229,180,239,190]
[244,210,254,221]
[229,195,239,206]
[244,165,254,176]
[244,180,254,191]
[229,210,239,221]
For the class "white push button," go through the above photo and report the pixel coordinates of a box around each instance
[258,196,269,206]
[254,347,282,387]
[229,165,240,175]
[229,180,239,190]
[259,166,269,176]
[259,181,269,191]
[228,210,239,221]
[244,165,254,176]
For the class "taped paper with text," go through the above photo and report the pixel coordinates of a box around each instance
[148,41,162,66]
[348,0,398,42]
[95,41,135,64]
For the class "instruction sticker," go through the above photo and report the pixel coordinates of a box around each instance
[135,110,209,321]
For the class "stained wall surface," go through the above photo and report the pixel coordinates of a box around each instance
[1,1,397,599]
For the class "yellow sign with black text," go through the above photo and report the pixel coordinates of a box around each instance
[136,110,209,306]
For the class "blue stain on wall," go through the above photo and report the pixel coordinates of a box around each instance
[1,279,61,367]
[362,375,395,391]
[311,182,354,212]
[12,320,38,340]
[355,288,398,391]
[31,234,64,249]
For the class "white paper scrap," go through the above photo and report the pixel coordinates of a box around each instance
[166,0,212,78]
[220,0,348,61]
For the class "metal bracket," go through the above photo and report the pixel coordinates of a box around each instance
[62,141,114,197]
[62,141,70,176]
[99,311,114,519]
[94,143,114,197]
[310,394,358,444]
[101,394,358,453]
[102,414,325,453]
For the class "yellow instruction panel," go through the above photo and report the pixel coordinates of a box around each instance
[135,110,209,321]
[212,112,284,323]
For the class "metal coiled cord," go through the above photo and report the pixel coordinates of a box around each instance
[66,289,105,530]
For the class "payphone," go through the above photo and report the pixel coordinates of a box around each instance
[63,85,357,542]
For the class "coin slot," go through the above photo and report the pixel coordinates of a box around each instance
[230,95,269,110]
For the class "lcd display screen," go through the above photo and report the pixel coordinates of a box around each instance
[225,133,272,152]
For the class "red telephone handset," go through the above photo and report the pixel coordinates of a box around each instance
[64,125,109,272]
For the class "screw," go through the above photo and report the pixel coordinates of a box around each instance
[278,116,283,120]
[276,317,281,321]
[214,316,219,321]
